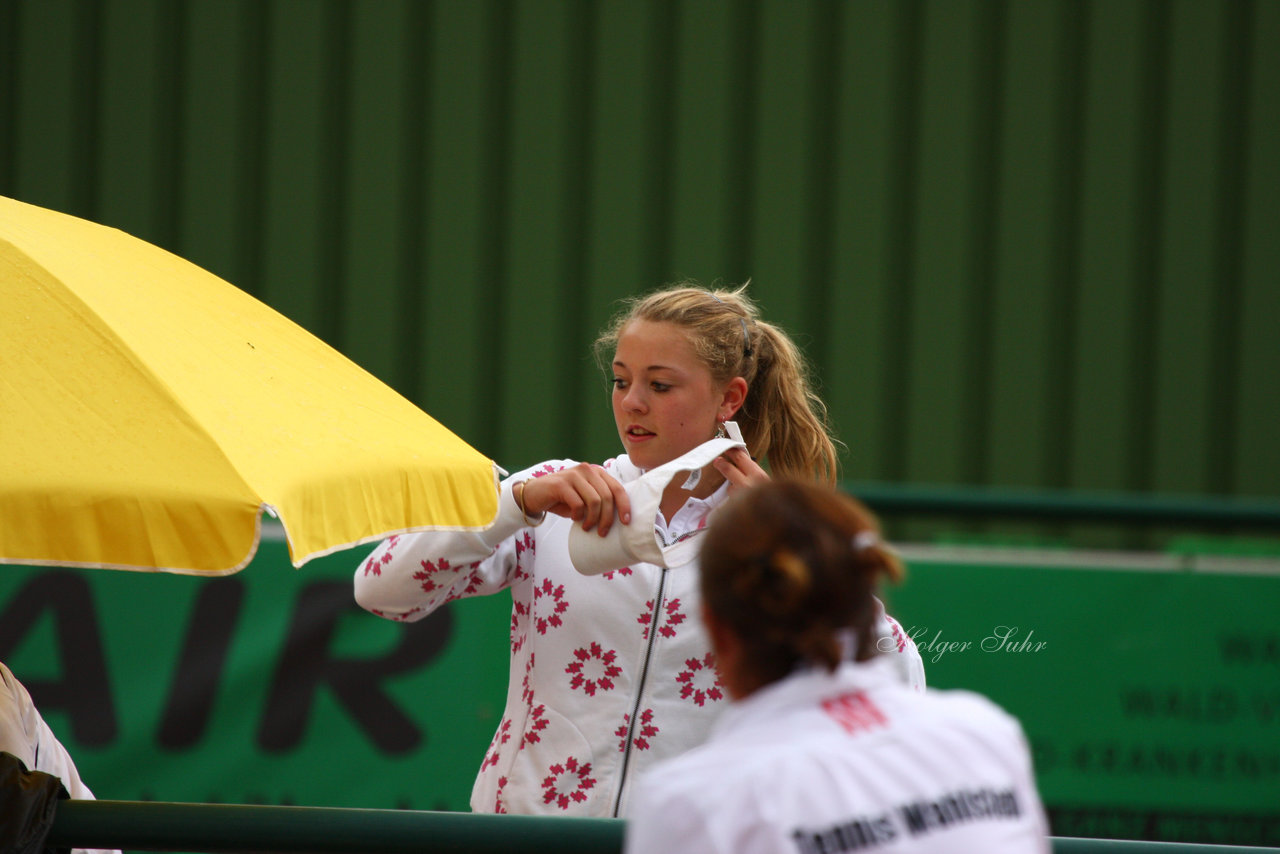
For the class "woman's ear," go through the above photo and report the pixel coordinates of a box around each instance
[719,376,749,421]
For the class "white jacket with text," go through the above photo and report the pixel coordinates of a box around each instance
[626,657,1049,853]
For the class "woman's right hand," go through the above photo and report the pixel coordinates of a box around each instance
[519,464,631,536]
[712,446,770,491]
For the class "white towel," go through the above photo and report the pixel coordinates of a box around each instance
[568,426,746,576]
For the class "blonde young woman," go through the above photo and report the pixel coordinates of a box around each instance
[354,284,925,817]
[626,480,1049,854]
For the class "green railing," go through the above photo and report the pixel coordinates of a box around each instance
[49,801,1280,854]
[844,481,1280,530]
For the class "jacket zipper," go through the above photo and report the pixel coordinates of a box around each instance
[612,566,668,817]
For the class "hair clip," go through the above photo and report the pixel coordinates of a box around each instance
[853,531,880,552]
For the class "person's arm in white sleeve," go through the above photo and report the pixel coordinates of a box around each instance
[1,662,120,854]
[874,598,927,690]
[354,463,568,621]
[0,662,93,799]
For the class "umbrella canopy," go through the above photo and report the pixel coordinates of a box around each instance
[0,195,498,575]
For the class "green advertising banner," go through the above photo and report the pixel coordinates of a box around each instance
[0,535,511,812]
[886,549,1280,847]
[2,539,1278,845]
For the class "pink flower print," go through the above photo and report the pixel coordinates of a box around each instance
[602,566,633,580]
[676,653,725,707]
[510,600,530,654]
[462,561,484,595]
[530,464,565,479]
[616,708,659,752]
[565,643,621,696]
[658,598,686,639]
[513,532,536,582]
[440,562,486,606]
[885,614,908,653]
[523,704,549,748]
[482,718,512,770]
[638,601,656,640]
[361,536,401,576]
[522,654,536,705]
[541,756,596,810]
[638,597,685,639]
[633,708,659,750]
[412,557,453,594]
[534,578,569,634]
[494,778,508,814]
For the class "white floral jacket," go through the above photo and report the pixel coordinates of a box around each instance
[353,455,925,816]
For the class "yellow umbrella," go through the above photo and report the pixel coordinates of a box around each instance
[0,195,498,575]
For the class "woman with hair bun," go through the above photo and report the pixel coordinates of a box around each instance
[627,480,1049,854]
[355,283,924,817]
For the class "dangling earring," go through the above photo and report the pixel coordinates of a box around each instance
[715,420,727,439]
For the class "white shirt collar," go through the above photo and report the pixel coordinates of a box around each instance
[656,477,731,540]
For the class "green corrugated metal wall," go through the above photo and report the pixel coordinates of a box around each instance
[4,0,1277,504]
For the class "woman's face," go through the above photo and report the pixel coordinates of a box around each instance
[611,319,740,470]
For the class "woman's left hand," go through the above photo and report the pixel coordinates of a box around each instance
[711,446,769,490]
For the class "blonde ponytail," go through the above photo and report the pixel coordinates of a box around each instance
[741,320,838,484]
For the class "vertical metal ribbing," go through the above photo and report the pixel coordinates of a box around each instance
[397,0,433,404]
[558,0,599,454]
[316,0,353,352]
[961,0,1006,488]
[70,0,105,220]
[0,0,19,196]
[474,0,515,460]
[1126,0,1171,497]
[803,0,841,381]
[1205,0,1254,497]
[722,0,759,283]
[641,0,677,289]
[1044,0,1089,492]
[236,1,271,300]
[879,0,923,483]
[154,0,187,255]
